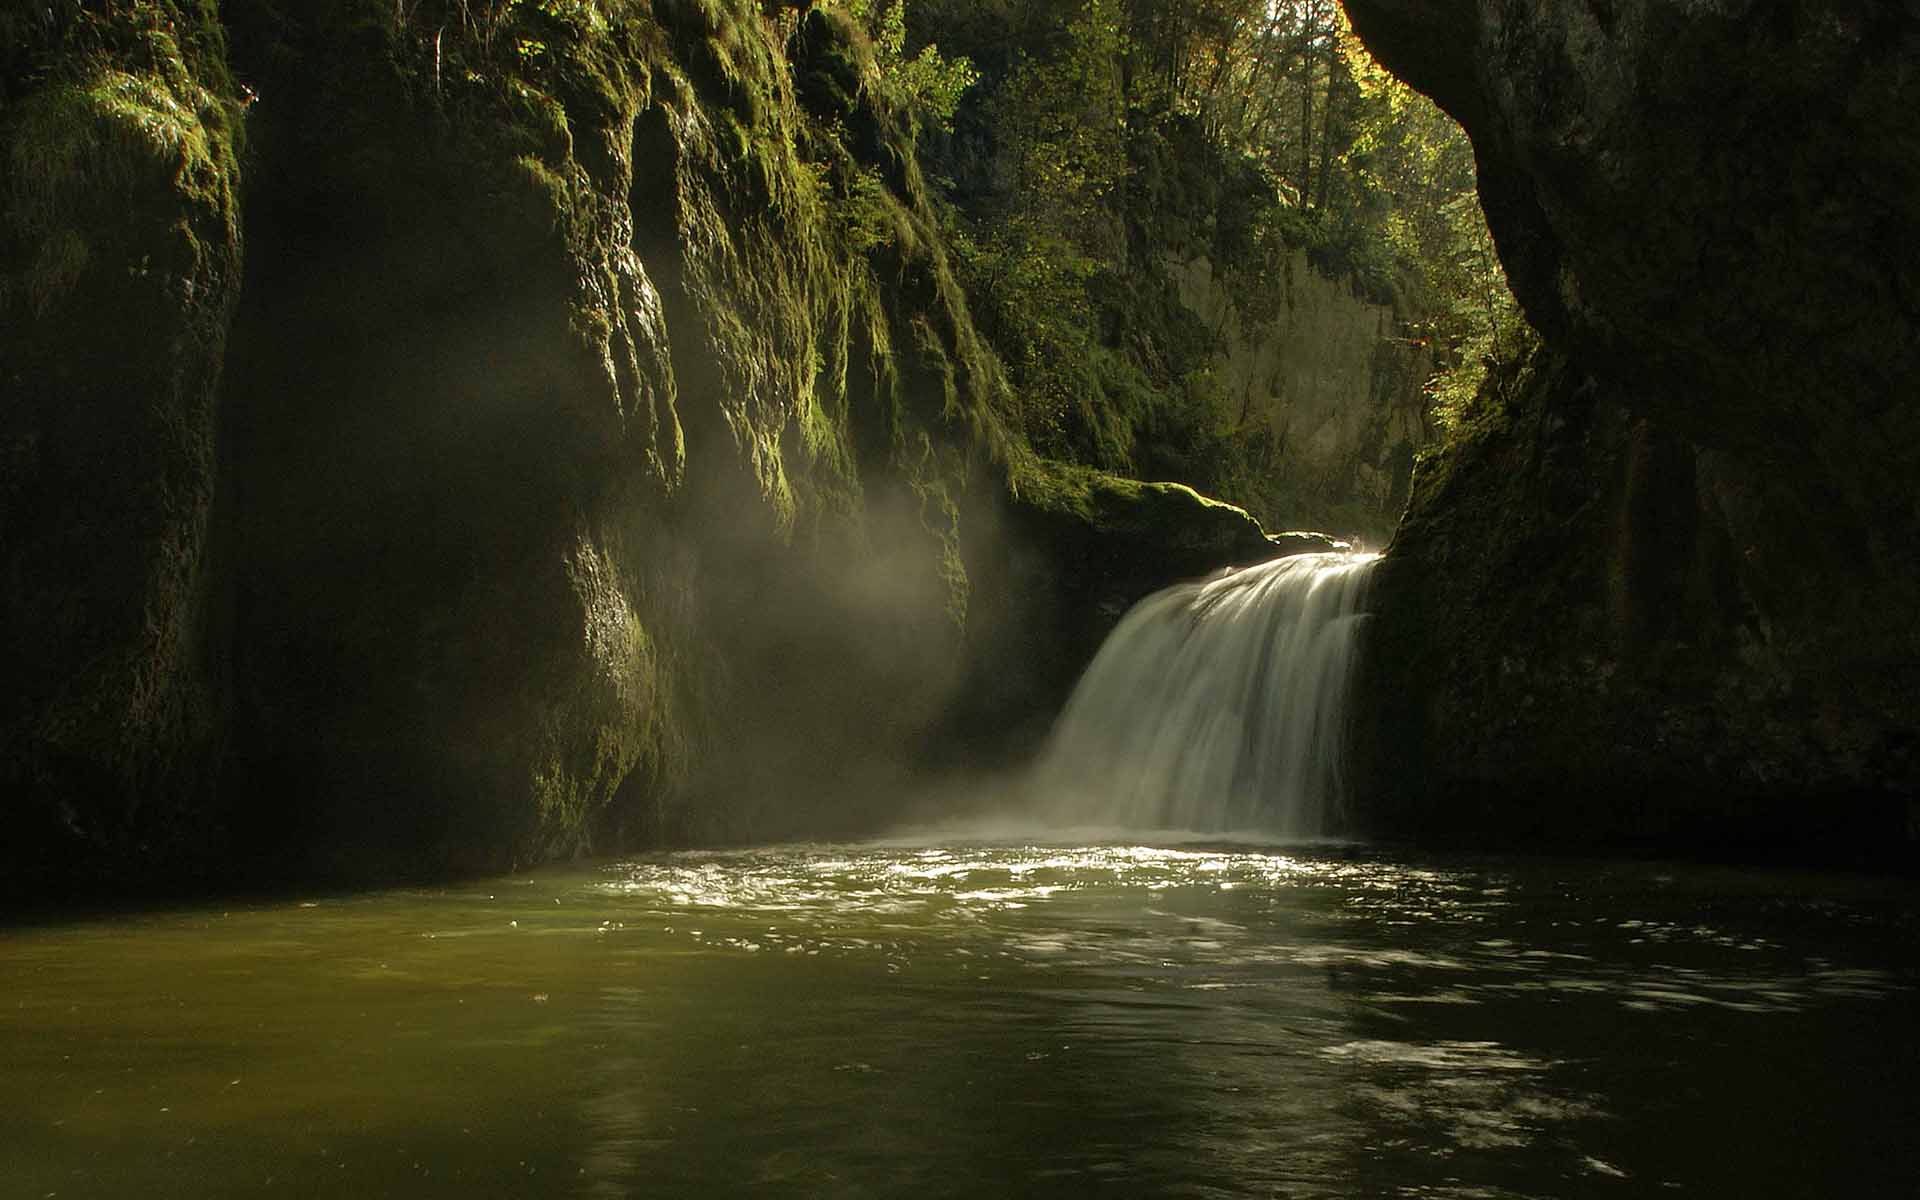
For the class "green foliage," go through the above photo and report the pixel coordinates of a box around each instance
[826,0,979,133]
[996,0,1130,238]
[931,0,1168,472]
[951,216,1093,456]
[908,0,1532,500]
[1334,40,1536,437]
[1424,291,1540,435]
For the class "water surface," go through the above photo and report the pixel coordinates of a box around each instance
[5,843,1916,1197]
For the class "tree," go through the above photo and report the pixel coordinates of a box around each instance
[906,0,1531,473]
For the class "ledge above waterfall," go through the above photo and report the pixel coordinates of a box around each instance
[1007,460,1340,585]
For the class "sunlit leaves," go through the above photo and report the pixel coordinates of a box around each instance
[826,0,980,133]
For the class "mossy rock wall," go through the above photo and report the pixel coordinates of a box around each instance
[0,2,245,893]
[214,0,1012,878]
[1359,349,1918,856]
[2,0,1040,895]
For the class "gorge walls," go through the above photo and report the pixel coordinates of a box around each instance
[3,0,1014,893]
[13,0,1911,893]
[1345,0,1920,851]
[1,1,1310,897]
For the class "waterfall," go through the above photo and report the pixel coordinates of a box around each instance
[1033,551,1378,835]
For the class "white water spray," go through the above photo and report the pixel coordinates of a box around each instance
[1033,551,1378,835]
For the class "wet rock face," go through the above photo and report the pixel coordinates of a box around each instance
[1345,1,1920,853]
[1,1,1010,896]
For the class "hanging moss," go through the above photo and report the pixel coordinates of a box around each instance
[207,0,1029,870]
[3,0,1269,894]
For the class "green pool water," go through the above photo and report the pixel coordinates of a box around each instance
[4,842,1916,1198]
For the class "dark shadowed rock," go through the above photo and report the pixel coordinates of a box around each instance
[1345,1,1920,855]
[0,4,245,894]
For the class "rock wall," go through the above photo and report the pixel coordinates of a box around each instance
[1,3,245,890]
[1168,251,1431,545]
[1,0,1017,895]
[0,1,1310,898]
[1345,0,1920,854]
[218,0,1035,876]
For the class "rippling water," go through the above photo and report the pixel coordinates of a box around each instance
[4,843,1917,1198]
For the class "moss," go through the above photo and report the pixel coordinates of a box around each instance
[7,0,1286,889]
[202,0,1026,869]
[3,36,241,317]
[1008,456,1266,544]
[0,0,246,897]
[518,526,695,861]
[632,0,1013,555]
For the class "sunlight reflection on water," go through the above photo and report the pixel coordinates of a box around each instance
[590,843,1913,1021]
[2,843,1916,1198]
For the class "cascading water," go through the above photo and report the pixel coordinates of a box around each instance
[1033,551,1378,835]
